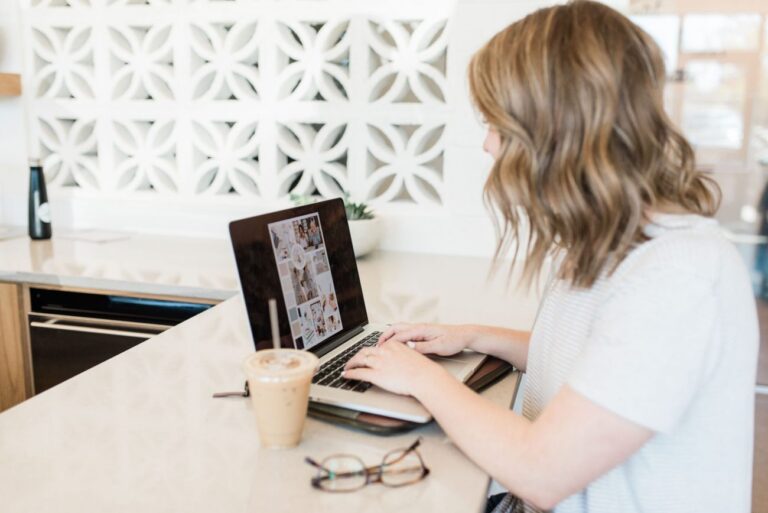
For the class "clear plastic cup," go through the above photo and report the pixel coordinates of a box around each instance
[243,349,319,449]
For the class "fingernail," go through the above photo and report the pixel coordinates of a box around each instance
[407,341,416,349]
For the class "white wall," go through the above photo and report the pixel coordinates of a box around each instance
[0,0,28,226]
[0,0,627,256]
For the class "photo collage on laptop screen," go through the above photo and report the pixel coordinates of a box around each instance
[268,213,343,350]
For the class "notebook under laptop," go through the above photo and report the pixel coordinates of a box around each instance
[229,198,486,423]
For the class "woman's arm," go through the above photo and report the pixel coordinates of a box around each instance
[412,365,652,510]
[378,324,532,371]
[466,325,531,371]
[344,343,652,511]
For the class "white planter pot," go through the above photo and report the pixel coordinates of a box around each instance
[348,218,381,258]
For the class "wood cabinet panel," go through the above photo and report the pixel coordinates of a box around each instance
[0,283,29,412]
[759,335,768,387]
[756,299,768,386]
[0,73,21,96]
[755,394,768,513]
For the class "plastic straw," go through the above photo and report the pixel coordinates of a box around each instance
[268,298,280,350]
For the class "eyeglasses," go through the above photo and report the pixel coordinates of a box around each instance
[305,438,430,492]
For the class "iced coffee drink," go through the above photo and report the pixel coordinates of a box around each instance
[243,349,318,449]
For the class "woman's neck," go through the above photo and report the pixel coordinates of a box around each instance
[647,204,694,217]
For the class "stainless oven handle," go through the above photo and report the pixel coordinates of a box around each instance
[28,312,170,331]
[29,321,159,339]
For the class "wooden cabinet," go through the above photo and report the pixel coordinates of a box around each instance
[0,283,31,412]
[1,283,219,413]
[755,395,768,513]
[756,298,768,385]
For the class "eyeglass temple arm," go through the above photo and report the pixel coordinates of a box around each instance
[383,437,423,467]
[305,457,329,472]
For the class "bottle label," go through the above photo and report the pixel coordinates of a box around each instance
[38,202,51,224]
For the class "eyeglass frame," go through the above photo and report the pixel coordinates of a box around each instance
[305,437,431,492]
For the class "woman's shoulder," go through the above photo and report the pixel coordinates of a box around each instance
[615,214,737,285]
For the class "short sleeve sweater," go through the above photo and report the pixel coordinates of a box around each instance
[507,214,759,513]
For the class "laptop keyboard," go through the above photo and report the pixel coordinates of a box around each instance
[312,331,382,393]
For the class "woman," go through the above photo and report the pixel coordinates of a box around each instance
[343,2,759,512]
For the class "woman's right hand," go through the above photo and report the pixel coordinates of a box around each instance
[377,323,477,356]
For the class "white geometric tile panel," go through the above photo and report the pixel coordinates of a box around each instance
[21,1,451,209]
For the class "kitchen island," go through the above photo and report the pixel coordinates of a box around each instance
[0,231,542,513]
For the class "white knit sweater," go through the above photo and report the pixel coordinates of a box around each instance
[497,214,759,513]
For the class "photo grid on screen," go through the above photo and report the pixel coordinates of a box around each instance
[268,213,343,349]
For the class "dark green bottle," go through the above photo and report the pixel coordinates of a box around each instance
[28,159,52,240]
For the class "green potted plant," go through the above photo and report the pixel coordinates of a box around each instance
[290,194,381,258]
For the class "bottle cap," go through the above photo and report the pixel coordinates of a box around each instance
[28,158,42,168]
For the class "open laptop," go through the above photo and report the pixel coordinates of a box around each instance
[229,198,486,423]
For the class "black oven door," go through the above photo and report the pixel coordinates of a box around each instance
[29,317,166,394]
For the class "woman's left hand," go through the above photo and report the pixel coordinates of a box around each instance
[343,340,446,396]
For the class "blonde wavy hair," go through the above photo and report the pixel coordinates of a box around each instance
[468,0,720,289]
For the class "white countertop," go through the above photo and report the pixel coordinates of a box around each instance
[0,231,238,300]
[0,299,529,513]
[0,230,542,331]
[0,229,543,512]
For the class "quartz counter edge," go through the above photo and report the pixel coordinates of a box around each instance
[0,271,237,301]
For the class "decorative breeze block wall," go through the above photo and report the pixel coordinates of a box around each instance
[22,1,453,211]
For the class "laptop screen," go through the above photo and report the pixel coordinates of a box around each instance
[229,198,368,353]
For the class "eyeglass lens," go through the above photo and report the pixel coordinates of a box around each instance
[318,455,367,492]
[380,449,427,487]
